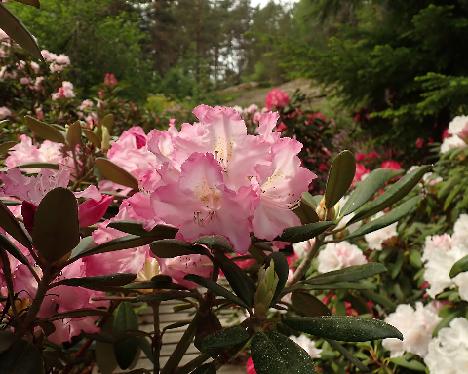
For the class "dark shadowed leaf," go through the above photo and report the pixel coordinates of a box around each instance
[199,325,250,353]
[95,158,138,190]
[184,274,249,309]
[17,162,59,170]
[305,263,387,285]
[449,254,468,278]
[14,0,40,8]
[268,252,289,305]
[291,292,331,317]
[0,141,17,156]
[251,331,316,374]
[58,273,137,290]
[0,331,14,354]
[283,316,403,342]
[83,129,101,148]
[32,188,80,263]
[108,221,177,239]
[341,168,404,216]
[280,221,335,243]
[0,4,42,59]
[113,302,139,370]
[48,309,108,320]
[0,201,31,249]
[195,235,232,252]
[213,252,255,308]
[24,116,64,143]
[66,121,82,147]
[325,150,356,208]
[0,234,29,266]
[0,339,44,374]
[345,196,421,240]
[151,239,207,258]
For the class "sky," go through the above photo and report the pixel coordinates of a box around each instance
[250,0,298,8]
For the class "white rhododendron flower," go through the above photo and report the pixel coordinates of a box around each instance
[422,215,468,301]
[289,335,322,358]
[317,242,367,273]
[441,116,468,153]
[424,318,468,374]
[382,302,441,357]
[293,239,315,259]
[364,213,398,250]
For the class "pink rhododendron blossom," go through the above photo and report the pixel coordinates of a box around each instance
[104,73,118,87]
[381,160,402,170]
[158,254,212,288]
[52,81,75,100]
[265,88,290,110]
[0,106,12,120]
[354,163,370,183]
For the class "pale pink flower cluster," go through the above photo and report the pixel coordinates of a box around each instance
[106,105,315,253]
[382,302,441,357]
[422,214,468,301]
[441,116,468,153]
[424,318,468,374]
[0,106,12,120]
[317,242,367,273]
[41,50,71,73]
[52,81,75,100]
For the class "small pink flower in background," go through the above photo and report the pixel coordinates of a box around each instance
[246,356,256,374]
[415,137,425,149]
[104,72,118,87]
[52,81,75,100]
[381,160,401,170]
[0,106,12,120]
[29,61,40,74]
[276,122,287,132]
[19,77,30,85]
[306,111,327,125]
[265,88,290,110]
[35,106,44,120]
[354,163,370,183]
[158,254,212,288]
[78,99,94,111]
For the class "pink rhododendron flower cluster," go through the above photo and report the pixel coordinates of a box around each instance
[41,50,71,73]
[106,105,315,254]
[265,88,290,110]
[0,106,12,120]
[52,81,75,100]
[441,115,468,153]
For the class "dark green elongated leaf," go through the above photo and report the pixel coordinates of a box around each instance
[195,235,232,252]
[0,4,42,59]
[449,254,468,278]
[113,302,139,369]
[184,274,249,309]
[0,331,15,354]
[389,357,426,371]
[300,281,375,290]
[24,116,64,143]
[350,165,432,224]
[151,239,206,258]
[194,311,222,353]
[0,234,30,266]
[0,201,31,249]
[0,339,44,374]
[346,196,421,241]
[100,113,114,130]
[251,331,316,374]
[14,0,40,8]
[293,193,320,224]
[268,252,289,305]
[58,273,137,290]
[83,129,101,148]
[18,162,59,170]
[305,263,387,285]
[326,339,369,372]
[69,234,156,262]
[341,168,404,216]
[66,121,82,147]
[283,316,403,342]
[213,252,255,308]
[0,141,17,155]
[199,325,250,353]
[325,150,356,208]
[190,363,216,374]
[135,291,193,303]
[280,221,335,243]
[107,221,177,239]
[96,340,118,374]
[32,188,80,263]
[95,158,138,190]
[291,292,331,317]
[47,309,108,320]
[137,337,154,363]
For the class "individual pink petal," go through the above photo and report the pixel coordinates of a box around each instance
[78,195,113,227]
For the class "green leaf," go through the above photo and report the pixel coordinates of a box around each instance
[32,188,80,264]
[291,291,331,317]
[184,274,249,309]
[283,316,403,342]
[305,263,387,285]
[100,113,114,130]
[268,252,289,304]
[449,254,468,278]
[0,234,30,266]
[350,165,431,224]
[69,234,157,262]
[0,339,44,374]
[58,273,137,290]
[345,196,421,240]
[293,193,320,224]
[66,121,82,147]
[83,129,101,148]
[0,201,32,249]
[280,221,335,243]
[137,337,154,363]
[0,141,17,156]
[251,331,316,374]
[199,325,250,353]
[24,116,64,143]
[0,4,42,59]
[96,340,118,374]
[300,281,375,290]
[14,0,40,8]
[195,235,232,252]
[17,162,59,170]
[213,251,255,308]
[95,158,138,190]
[341,168,403,216]
[48,309,108,320]
[0,331,14,354]
[107,221,177,239]
[389,357,426,371]
[113,302,139,370]
[326,339,369,372]
[325,150,356,208]
[151,239,207,258]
